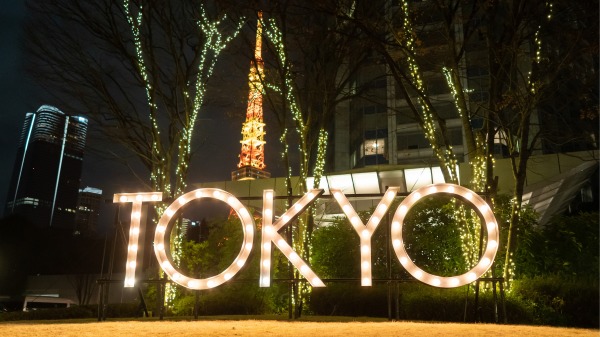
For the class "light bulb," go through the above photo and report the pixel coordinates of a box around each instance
[361,229,370,239]
[399,205,407,214]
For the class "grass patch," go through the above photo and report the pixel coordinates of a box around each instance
[0,318,598,337]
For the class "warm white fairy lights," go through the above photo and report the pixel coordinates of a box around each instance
[123,0,243,197]
[397,0,458,182]
[263,16,312,185]
[442,66,490,267]
[113,192,163,287]
[391,183,499,288]
[529,2,553,95]
[122,0,165,197]
[312,129,328,186]
[183,8,244,192]
[262,16,332,313]
[154,189,254,290]
[122,1,243,303]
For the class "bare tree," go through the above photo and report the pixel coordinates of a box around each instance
[25,0,245,306]
[225,1,372,317]
[340,0,598,283]
[25,0,243,199]
[481,0,599,281]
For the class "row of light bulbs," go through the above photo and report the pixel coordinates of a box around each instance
[115,183,499,290]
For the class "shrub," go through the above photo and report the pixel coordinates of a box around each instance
[310,282,510,323]
[511,276,599,328]
[171,283,275,316]
[103,303,144,318]
[398,285,465,321]
[308,277,598,328]
[310,284,388,317]
[515,212,599,278]
[0,306,94,321]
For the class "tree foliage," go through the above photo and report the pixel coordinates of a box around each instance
[312,199,467,281]
[170,215,279,314]
[402,197,467,277]
[312,216,360,279]
[514,212,599,278]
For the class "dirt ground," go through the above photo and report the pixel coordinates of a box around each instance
[1,320,598,337]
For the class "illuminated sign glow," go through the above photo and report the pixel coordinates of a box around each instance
[115,183,499,290]
[332,187,400,286]
[392,184,499,288]
[154,189,255,290]
[260,189,325,287]
[113,192,163,287]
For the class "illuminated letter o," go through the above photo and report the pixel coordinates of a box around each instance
[154,188,255,290]
[391,183,499,288]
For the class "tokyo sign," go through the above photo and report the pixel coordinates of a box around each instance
[114,183,499,290]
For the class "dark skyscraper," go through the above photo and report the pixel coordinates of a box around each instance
[74,186,103,236]
[5,105,88,229]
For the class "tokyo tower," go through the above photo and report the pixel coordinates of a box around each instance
[232,12,270,181]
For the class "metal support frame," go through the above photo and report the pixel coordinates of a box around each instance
[96,278,168,321]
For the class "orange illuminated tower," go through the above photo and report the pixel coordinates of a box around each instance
[232,12,270,181]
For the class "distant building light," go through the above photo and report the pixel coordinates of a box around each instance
[80,187,103,194]
[37,105,65,115]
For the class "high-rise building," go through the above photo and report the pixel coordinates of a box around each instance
[184,218,209,243]
[332,1,597,173]
[5,105,88,229]
[74,186,103,236]
[333,2,469,171]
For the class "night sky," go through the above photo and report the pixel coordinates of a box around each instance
[0,1,285,224]
[0,0,35,215]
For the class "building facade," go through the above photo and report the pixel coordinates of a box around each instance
[5,105,88,229]
[332,0,597,173]
[74,187,103,236]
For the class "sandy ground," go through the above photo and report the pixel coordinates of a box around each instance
[1,320,598,337]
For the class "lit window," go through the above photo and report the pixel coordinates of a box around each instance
[363,138,385,156]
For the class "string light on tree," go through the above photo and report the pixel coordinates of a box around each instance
[398,0,458,183]
[262,15,330,315]
[122,0,244,306]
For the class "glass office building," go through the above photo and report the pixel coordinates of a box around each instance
[5,105,88,229]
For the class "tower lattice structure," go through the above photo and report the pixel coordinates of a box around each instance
[232,13,270,181]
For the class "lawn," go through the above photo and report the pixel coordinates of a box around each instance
[1,319,598,337]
